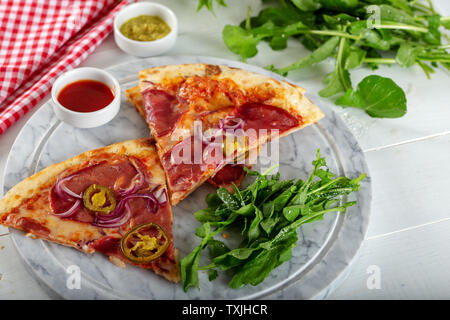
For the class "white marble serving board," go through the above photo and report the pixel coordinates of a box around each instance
[3,56,371,299]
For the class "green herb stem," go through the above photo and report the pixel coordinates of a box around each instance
[426,0,436,14]
[336,36,351,91]
[373,22,429,33]
[418,57,450,63]
[262,163,280,176]
[307,30,361,40]
[306,177,346,196]
[412,1,435,14]
[363,58,397,64]
[198,263,216,271]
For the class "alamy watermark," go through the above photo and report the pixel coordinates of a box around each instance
[66,264,81,290]
[366,5,382,29]
[366,265,381,290]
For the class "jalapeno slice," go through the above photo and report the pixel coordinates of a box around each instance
[83,184,117,214]
[120,223,170,264]
[223,133,249,158]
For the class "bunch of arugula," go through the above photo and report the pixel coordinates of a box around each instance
[180,150,366,291]
[197,0,450,118]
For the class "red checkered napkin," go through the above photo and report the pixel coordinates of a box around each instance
[0,0,134,134]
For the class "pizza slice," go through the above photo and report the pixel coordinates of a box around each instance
[124,85,250,193]
[0,138,179,282]
[134,64,324,204]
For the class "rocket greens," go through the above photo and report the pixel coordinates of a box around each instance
[180,150,366,291]
[198,0,450,118]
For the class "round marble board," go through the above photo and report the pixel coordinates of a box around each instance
[3,56,371,300]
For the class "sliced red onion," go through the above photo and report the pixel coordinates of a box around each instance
[117,158,146,197]
[54,176,76,201]
[92,202,132,228]
[54,162,103,202]
[202,117,244,147]
[118,173,144,197]
[96,192,160,223]
[142,80,155,85]
[61,184,82,199]
[220,117,244,130]
[122,193,159,203]
[124,193,159,214]
[95,198,127,221]
[52,200,81,218]
[141,81,156,95]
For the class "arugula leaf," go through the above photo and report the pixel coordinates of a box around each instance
[387,0,414,14]
[320,0,359,11]
[207,239,230,259]
[213,247,258,270]
[271,36,340,75]
[395,43,424,67]
[243,6,315,29]
[229,231,298,289]
[195,222,211,238]
[376,4,417,25]
[323,13,356,26]
[336,75,407,118]
[424,14,441,45]
[247,206,263,243]
[208,269,219,281]
[319,36,352,97]
[222,22,271,61]
[216,187,241,210]
[260,214,280,235]
[197,0,226,12]
[181,246,203,291]
[205,193,222,208]
[441,17,450,30]
[319,67,351,97]
[194,208,221,223]
[349,21,391,51]
[283,205,304,222]
[291,0,321,12]
[344,45,367,69]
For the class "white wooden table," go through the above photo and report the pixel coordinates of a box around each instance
[1,0,449,299]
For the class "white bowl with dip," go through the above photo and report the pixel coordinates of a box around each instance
[51,67,121,128]
[113,2,178,57]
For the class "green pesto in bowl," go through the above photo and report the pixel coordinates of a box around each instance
[120,15,171,42]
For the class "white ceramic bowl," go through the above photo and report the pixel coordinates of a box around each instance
[51,67,121,128]
[113,2,178,57]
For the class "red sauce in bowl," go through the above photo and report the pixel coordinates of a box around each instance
[57,80,114,113]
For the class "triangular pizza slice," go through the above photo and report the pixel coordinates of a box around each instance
[134,64,324,204]
[125,85,249,193]
[0,138,179,282]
